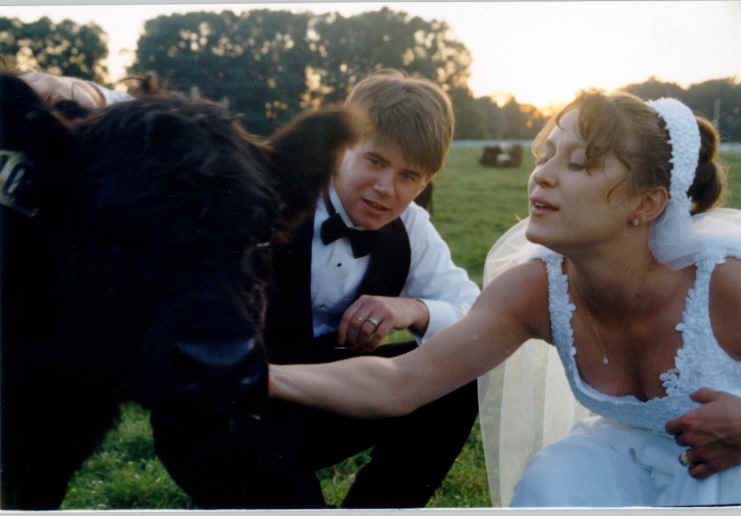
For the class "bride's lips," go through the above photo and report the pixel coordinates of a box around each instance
[530,198,558,216]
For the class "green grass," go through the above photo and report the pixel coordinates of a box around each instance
[723,153,741,207]
[432,148,533,286]
[61,146,740,509]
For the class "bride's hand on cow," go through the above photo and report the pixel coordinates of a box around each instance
[666,388,741,478]
[337,295,429,352]
[19,72,105,110]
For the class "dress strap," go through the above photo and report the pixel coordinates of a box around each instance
[543,254,577,364]
[663,252,732,396]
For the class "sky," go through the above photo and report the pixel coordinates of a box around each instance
[2,1,741,110]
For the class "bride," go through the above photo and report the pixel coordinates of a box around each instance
[269,89,741,506]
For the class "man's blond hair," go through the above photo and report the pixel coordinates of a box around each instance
[345,69,454,177]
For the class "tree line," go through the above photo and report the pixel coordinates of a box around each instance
[2,9,740,141]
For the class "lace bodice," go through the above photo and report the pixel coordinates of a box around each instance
[542,249,741,434]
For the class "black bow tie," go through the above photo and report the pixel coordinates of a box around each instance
[320,213,378,258]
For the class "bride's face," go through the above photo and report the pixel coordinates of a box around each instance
[525,108,636,254]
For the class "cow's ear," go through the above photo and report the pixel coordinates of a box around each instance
[0,73,73,217]
[265,105,370,223]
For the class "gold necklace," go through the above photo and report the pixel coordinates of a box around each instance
[583,307,609,366]
[571,261,652,368]
[573,276,610,366]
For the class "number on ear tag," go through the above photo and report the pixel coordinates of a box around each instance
[0,149,39,217]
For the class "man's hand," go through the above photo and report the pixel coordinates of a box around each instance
[337,295,429,352]
[665,388,741,478]
[20,72,105,110]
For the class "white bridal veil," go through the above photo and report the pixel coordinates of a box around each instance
[477,218,591,506]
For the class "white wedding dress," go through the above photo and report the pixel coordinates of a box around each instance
[478,213,741,507]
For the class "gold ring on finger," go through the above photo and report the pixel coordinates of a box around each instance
[679,451,691,467]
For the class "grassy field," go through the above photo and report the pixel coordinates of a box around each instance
[61,147,741,509]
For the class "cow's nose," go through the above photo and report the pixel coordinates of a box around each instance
[171,336,267,404]
[174,336,260,370]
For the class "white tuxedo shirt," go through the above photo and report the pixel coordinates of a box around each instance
[311,183,480,343]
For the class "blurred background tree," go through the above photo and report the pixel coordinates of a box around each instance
[0,16,108,82]
[130,9,313,135]
[128,7,472,135]
[621,76,687,101]
[2,8,740,141]
[303,7,471,105]
[622,76,741,142]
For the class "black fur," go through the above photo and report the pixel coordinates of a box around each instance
[0,72,363,509]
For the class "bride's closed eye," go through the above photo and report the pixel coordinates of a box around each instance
[567,147,588,172]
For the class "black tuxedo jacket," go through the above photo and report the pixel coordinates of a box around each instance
[264,212,411,364]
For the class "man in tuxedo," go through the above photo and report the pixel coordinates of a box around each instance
[151,69,480,509]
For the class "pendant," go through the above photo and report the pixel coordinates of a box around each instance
[602,354,609,365]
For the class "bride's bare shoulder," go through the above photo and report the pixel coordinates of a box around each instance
[485,258,548,289]
[710,257,741,359]
[479,259,550,338]
[710,256,741,295]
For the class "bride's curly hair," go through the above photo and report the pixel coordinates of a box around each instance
[532,89,726,215]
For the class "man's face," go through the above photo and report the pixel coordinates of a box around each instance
[334,138,430,230]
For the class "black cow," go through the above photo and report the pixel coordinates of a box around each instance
[479,143,523,168]
[0,72,364,509]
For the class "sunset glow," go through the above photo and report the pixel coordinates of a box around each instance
[3,1,740,110]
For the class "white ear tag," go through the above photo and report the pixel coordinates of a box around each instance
[0,149,39,217]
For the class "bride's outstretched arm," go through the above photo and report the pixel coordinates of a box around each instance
[269,261,548,418]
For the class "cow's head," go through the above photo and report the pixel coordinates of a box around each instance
[0,72,365,413]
